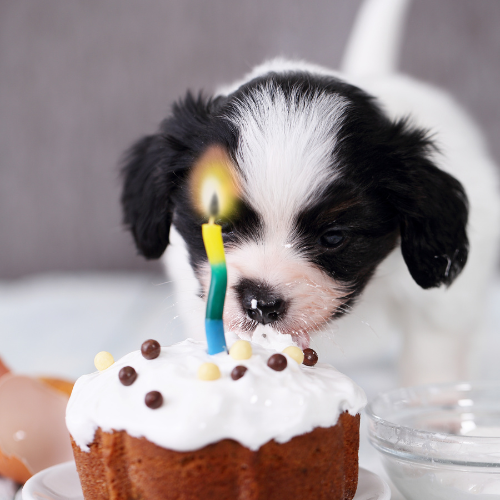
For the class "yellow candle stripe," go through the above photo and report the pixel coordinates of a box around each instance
[202,223,226,265]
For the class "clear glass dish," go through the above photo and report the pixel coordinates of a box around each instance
[366,382,500,500]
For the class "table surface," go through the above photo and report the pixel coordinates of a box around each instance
[2,271,500,500]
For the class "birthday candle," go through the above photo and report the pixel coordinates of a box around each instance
[192,149,239,355]
[202,200,228,354]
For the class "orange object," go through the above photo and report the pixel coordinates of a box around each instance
[39,377,74,397]
[0,357,9,378]
[0,374,73,483]
[0,447,32,484]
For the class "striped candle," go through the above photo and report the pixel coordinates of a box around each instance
[202,216,228,355]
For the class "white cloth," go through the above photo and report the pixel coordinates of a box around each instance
[1,272,500,500]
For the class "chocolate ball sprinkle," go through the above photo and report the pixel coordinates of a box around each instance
[267,353,287,371]
[303,348,318,367]
[119,366,137,386]
[231,365,248,380]
[145,391,163,409]
[141,339,161,360]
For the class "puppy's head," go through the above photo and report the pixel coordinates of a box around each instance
[121,71,468,347]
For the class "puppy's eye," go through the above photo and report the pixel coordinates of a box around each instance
[319,229,345,249]
[221,222,234,234]
[221,222,236,240]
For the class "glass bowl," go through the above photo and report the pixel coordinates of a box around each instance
[366,382,500,500]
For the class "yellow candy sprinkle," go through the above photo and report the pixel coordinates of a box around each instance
[229,340,253,360]
[283,346,304,365]
[94,351,114,371]
[198,362,221,381]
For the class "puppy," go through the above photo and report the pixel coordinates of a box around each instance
[121,0,500,385]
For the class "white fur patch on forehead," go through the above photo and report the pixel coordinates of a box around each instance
[225,81,348,235]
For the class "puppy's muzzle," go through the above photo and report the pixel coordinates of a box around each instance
[235,278,288,326]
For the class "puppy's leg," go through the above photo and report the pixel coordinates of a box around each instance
[400,324,476,386]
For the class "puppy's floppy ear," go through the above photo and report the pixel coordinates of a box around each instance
[386,122,469,289]
[121,92,220,259]
[121,134,174,259]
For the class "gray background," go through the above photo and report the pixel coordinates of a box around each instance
[1,0,499,279]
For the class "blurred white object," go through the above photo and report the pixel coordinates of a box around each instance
[0,478,18,500]
[22,462,81,500]
[0,273,183,380]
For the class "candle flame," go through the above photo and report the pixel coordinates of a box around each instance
[190,146,240,220]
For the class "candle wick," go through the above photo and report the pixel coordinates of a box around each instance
[209,193,219,219]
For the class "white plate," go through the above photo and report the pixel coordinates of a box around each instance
[23,461,390,500]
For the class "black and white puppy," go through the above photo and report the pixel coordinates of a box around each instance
[121,0,500,385]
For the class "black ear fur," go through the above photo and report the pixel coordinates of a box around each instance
[120,134,174,259]
[386,122,469,289]
[120,92,221,259]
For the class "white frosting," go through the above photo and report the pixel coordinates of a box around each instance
[66,338,366,453]
[240,324,297,352]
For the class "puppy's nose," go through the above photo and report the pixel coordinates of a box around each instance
[244,295,287,325]
[236,279,287,325]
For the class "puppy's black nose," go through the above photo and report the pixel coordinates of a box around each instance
[244,296,287,325]
[235,279,287,325]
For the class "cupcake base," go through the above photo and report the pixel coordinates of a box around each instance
[72,411,359,500]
